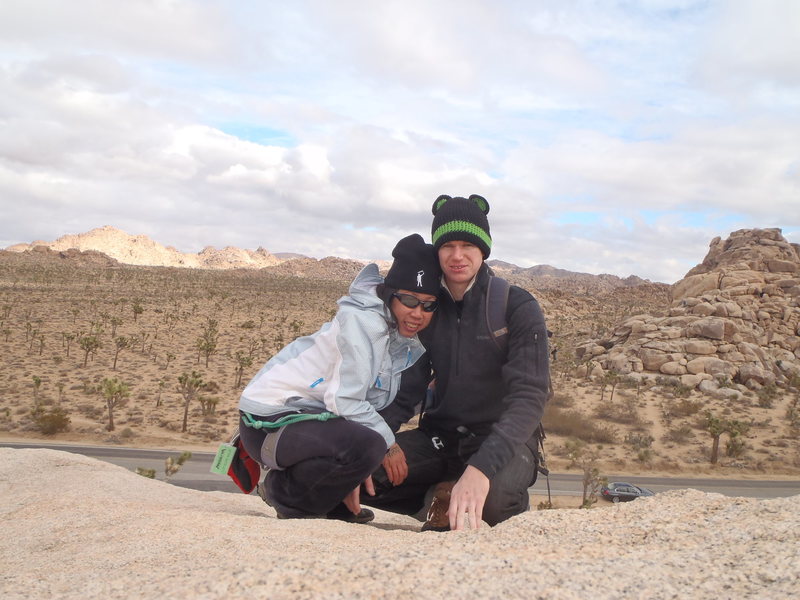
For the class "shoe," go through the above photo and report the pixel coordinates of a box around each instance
[421,481,454,532]
[326,503,375,524]
[258,482,373,523]
[257,480,323,520]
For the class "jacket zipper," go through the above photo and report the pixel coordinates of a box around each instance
[454,314,461,375]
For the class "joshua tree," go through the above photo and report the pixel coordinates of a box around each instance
[289,318,303,341]
[112,336,130,370]
[155,379,166,408]
[132,298,144,322]
[100,377,131,432]
[32,376,42,406]
[565,439,606,508]
[137,330,150,353]
[165,451,193,478]
[705,411,726,465]
[177,371,204,433]
[196,319,219,367]
[79,335,101,367]
[109,316,123,337]
[62,332,75,357]
[234,350,254,388]
[603,370,621,402]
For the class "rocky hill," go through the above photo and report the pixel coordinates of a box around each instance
[266,256,369,281]
[6,225,281,270]
[0,245,121,268]
[488,260,652,294]
[576,228,800,399]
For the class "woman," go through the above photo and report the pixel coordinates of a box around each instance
[238,233,441,522]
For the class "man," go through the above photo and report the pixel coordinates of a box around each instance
[365,195,550,530]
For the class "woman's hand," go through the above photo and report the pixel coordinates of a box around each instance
[382,443,408,486]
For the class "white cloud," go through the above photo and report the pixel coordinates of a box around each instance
[0,1,798,284]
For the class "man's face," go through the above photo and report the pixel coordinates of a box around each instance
[438,241,483,286]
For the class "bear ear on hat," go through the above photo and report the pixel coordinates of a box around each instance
[468,194,490,215]
[432,194,452,215]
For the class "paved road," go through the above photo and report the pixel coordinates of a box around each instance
[4,442,799,499]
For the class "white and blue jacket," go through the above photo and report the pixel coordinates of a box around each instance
[239,264,426,449]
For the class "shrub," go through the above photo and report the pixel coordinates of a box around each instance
[725,436,747,458]
[543,405,618,444]
[624,432,654,450]
[786,398,800,430]
[32,406,70,435]
[549,392,575,408]
[656,376,693,398]
[756,383,778,408]
[662,424,694,443]
[593,397,641,425]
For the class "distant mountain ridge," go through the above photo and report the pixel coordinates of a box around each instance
[5,225,650,288]
[487,259,651,293]
[6,225,281,270]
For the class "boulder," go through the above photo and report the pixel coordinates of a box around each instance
[737,363,775,387]
[714,302,743,318]
[639,349,671,371]
[684,340,717,355]
[672,273,719,301]
[691,303,717,317]
[685,317,737,341]
[686,357,737,379]
[660,361,687,376]
[767,260,798,273]
[606,352,632,374]
[714,387,743,401]
[680,373,704,388]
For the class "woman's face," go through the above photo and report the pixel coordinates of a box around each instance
[390,289,438,337]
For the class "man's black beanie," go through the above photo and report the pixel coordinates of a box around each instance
[430,194,492,258]
[384,233,441,296]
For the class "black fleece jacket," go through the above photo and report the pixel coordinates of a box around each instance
[381,263,550,479]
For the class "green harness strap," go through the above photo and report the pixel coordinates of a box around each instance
[241,411,338,430]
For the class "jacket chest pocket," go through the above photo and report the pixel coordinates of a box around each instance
[368,368,394,409]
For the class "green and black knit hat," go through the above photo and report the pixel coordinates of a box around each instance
[430,194,492,258]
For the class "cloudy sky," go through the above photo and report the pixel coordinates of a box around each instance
[1,1,798,283]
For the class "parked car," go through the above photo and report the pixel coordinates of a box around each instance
[600,482,655,503]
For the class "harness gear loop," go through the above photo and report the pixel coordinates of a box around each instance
[241,411,338,430]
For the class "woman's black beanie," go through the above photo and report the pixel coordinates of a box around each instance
[384,233,441,296]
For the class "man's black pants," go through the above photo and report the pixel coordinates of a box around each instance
[362,427,536,526]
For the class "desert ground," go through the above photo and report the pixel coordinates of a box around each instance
[1,250,799,488]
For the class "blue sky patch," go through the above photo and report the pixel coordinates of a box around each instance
[219,123,295,147]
